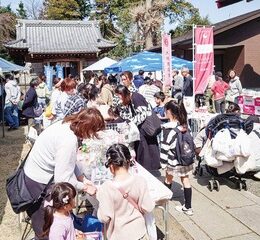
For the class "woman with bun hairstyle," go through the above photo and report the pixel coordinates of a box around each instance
[97,144,154,240]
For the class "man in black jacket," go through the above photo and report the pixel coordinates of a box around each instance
[181,67,193,97]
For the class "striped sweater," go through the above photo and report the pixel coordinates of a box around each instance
[160,121,180,168]
[119,92,151,126]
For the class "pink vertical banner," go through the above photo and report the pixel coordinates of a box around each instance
[162,33,172,88]
[194,27,214,94]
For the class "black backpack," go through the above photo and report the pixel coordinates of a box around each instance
[174,128,195,166]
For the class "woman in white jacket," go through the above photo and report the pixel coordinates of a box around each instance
[4,75,21,130]
[23,108,105,239]
[226,69,242,103]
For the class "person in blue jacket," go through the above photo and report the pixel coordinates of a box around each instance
[133,70,145,89]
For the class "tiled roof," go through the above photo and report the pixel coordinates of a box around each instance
[5,20,115,54]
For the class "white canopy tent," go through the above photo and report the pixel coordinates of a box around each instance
[82,57,117,71]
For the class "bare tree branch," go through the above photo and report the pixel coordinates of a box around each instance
[24,0,43,19]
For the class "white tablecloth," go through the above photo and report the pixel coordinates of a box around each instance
[90,162,173,203]
[130,163,173,203]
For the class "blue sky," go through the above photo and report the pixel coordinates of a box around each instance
[1,0,260,27]
[164,0,260,31]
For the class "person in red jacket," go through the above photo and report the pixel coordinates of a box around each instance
[211,72,229,113]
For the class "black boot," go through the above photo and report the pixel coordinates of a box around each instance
[164,181,172,189]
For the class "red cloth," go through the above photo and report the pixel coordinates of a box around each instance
[211,80,229,100]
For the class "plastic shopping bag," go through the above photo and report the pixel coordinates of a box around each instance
[27,126,38,143]
[144,212,157,240]
[201,139,223,167]
[127,121,140,143]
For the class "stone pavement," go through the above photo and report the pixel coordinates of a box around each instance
[166,173,260,240]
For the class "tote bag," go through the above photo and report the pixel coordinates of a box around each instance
[129,102,161,138]
[6,149,53,215]
[141,111,161,137]
[33,104,43,117]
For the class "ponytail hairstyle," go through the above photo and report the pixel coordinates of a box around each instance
[105,144,133,168]
[164,100,188,127]
[154,91,165,102]
[41,182,76,237]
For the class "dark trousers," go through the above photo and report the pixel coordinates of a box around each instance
[214,98,225,114]
[24,174,52,240]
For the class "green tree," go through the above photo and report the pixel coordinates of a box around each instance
[0,4,12,14]
[45,0,81,20]
[75,0,91,20]
[91,0,199,54]
[0,9,16,60]
[16,1,28,19]
[105,34,133,59]
[44,0,91,20]
[130,0,199,49]
[171,10,211,38]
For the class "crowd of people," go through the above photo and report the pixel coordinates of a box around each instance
[2,66,259,240]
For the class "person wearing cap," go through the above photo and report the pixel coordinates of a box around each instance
[211,71,229,113]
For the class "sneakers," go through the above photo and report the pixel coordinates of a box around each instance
[175,205,193,216]
[254,171,260,180]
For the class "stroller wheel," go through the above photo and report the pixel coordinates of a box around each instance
[208,180,214,192]
[242,180,247,191]
[193,168,198,176]
[214,180,220,191]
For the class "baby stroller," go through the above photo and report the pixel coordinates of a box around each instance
[196,113,253,192]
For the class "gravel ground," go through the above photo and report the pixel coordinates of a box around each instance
[0,126,31,240]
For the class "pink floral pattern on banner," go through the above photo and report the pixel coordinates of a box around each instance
[162,33,172,88]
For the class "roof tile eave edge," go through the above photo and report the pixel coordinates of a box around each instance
[98,44,116,49]
[214,14,260,35]
[29,51,99,54]
[4,45,29,50]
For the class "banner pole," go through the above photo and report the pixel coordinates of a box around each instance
[192,24,196,112]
